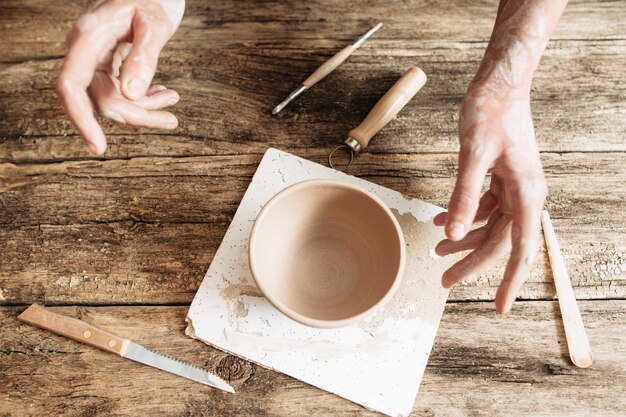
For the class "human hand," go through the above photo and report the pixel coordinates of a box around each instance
[433,80,547,314]
[56,0,185,155]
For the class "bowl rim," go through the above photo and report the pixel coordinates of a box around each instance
[248,179,406,329]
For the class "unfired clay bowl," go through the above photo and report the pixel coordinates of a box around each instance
[249,179,406,328]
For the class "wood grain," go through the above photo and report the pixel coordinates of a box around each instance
[1,302,624,417]
[0,0,624,415]
[0,1,625,161]
[2,152,624,226]
[0,152,624,304]
[1,42,624,161]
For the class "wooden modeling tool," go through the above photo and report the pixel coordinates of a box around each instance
[328,66,427,171]
[541,210,594,368]
[272,22,383,115]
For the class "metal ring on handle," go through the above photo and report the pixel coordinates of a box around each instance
[328,145,355,171]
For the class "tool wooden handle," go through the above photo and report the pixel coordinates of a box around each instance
[541,211,593,368]
[18,304,128,356]
[303,45,355,87]
[348,67,426,150]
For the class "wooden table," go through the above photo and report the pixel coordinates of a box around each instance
[1,1,625,415]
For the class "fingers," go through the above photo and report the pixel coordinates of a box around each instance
[133,88,179,110]
[445,142,496,241]
[120,9,171,100]
[474,187,498,222]
[57,5,133,155]
[89,69,178,129]
[433,212,447,226]
[56,77,107,155]
[435,225,490,256]
[57,23,117,154]
[147,84,167,95]
[110,42,133,77]
[441,212,512,289]
[495,177,547,314]
[433,187,498,227]
[103,99,178,129]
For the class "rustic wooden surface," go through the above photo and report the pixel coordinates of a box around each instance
[1,0,625,416]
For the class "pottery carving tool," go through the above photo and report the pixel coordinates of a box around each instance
[541,211,593,368]
[18,304,235,392]
[328,66,427,171]
[272,22,383,115]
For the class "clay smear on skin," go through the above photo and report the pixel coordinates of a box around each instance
[450,1,555,279]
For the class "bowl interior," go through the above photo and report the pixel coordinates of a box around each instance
[250,181,403,325]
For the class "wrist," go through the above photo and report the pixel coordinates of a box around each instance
[469,57,533,98]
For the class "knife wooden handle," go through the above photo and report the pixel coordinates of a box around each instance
[18,304,128,356]
[348,66,426,150]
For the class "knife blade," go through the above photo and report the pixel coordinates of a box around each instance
[18,304,235,393]
[123,341,235,392]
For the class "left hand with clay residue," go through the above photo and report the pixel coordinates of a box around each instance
[56,0,185,155]
[434,0,569,314]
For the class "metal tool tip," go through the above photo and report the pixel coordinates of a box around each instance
[213,377,236,393]
[272,98,289,115]
[272,85,308,115]
[352,22,384,48]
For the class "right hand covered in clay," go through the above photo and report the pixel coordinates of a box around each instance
[433,79,547,314]
[432,0,569,313]
[56,0,185,155]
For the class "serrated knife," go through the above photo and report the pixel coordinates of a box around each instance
[18,304,235,393]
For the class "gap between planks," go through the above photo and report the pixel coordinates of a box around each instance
[3,298,624,308]
[3,149,626,166]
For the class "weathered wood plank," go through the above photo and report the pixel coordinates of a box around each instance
[0,218,623,305]
[1,0,625,161]
[1,39,624,162]
[1,1,623,415]
[1,302,624,416]
[0,222,219,305]
[2,152,624,226]
[1,0,624,63]
[1,152,624,304]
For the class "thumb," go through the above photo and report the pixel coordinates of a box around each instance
[120,10,171,101]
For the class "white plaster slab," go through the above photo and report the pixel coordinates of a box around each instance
[186,148,458,417]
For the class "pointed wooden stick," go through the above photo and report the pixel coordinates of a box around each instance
[542,210,593,368]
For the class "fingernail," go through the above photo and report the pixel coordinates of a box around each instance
[165,122,177,129]
[126,78,146,100]
[448,221,466,241]
[88,141,105,155]
[167,97,179,106]
[500,299,513,315]
[441,274,451,289]
[87,142,99,154]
